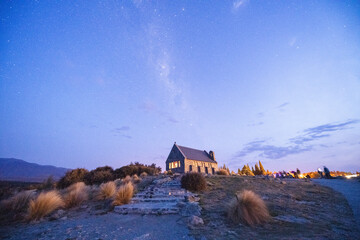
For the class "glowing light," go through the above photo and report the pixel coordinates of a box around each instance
[345,174,357,179]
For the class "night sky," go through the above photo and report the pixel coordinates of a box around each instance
[1,1,359,172]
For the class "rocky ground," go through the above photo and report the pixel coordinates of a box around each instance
[1,175,359,240]
[190,176,359,240]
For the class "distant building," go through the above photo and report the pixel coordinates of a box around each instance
[166,142,218,174]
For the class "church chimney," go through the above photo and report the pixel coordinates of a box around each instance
[209,151,215,161]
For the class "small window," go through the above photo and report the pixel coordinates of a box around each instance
[212,168,215,174]
[198,166,201,173]
[205,167,208,174]
[189,165,192,171]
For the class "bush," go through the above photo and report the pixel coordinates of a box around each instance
[113,182,134,206]
[114,162,161,179]
[39,176,56,190]
[122,175,132,184]
[0,190,36,213]
[132,174,141,183]
[181,172,206,192]
[84,166,115,185]
[96,181,116,200]
[217,169,229,176]
[57,168,89,189]
[227,190,270,225]
[64,182,88,208]
[28,191,64,220]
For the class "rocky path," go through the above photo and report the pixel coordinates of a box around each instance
[114,176,200,216]
[313,178,360,231]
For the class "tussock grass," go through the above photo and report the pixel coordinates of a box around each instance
[122,175,132,184]
[113,182,134,206]
[132,174,141,183]
[140,172,148,177]
[0,190,36,213]
[227,190,270,225]
[97,181,116,200]
[28,191,64,220]
[114,178,123,187]
[217,169,229,175]
[64,182,88,208]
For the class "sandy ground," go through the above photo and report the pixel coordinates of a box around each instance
[313,178,360,231]
[1,213,193,240]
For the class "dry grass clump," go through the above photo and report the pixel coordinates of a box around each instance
[113,182,134,206]
[217,169,229,175]
[181,172,206,192]
[227,190,270,225]
[0,190,37,213]
[97,181,116,200]
[122,175,132,184]
[132,174,141,183]
[28,190,64,220]
[140,172,148,177]
[64,182,88,208]
[114,178,123,187]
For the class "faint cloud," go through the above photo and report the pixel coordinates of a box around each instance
[257,112,264,118]
[248,121,264,127]
[112,126,132,139]
[235,140,312,159]
[289,37,297,47]
[114,126,130,132]
[138,101,157,112]
[277,102,289,109]
[167,117,179,123]
[132,0,143,8]
[235,119,359,160]
[233,0,249,10]
[291,119,359,145]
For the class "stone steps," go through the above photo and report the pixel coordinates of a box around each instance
[114,202,180,215]
[131,197,183,203]
[114,176,199,215]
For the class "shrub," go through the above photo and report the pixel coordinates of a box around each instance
[181,172,206,192]
[28,191,64,220]
[113,182,134,206]
[38,176,56,190]
[96,181,116,200]
[217,169,229,176]
[57,168,89,189]
[122,175,132,184]
[84,166,115,185]
[64,182,88,208]
[227,190,270,225]
[0,190,36,213]
[114,163,161,179]
[140,172,148,177]
[132,174,141,183]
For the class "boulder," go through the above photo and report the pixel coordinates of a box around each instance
[188,215,204,225]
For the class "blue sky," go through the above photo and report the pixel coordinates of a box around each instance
[1,0,359,172]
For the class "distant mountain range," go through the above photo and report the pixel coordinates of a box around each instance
[0,158,70,182]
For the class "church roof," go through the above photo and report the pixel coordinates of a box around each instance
[175,143,217,163]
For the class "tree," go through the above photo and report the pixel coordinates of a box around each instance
[241,165,254,176]
[259,161,266,175]
[251,166,255,174]
[254,164,261,175]
[237,168,241,175]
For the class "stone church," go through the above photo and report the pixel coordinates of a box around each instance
[166,142,218,174]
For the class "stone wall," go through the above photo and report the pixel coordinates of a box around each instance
[166,145,185,173]
[184,160,218,174]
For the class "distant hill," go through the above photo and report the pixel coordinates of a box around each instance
[0,158,70,182]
